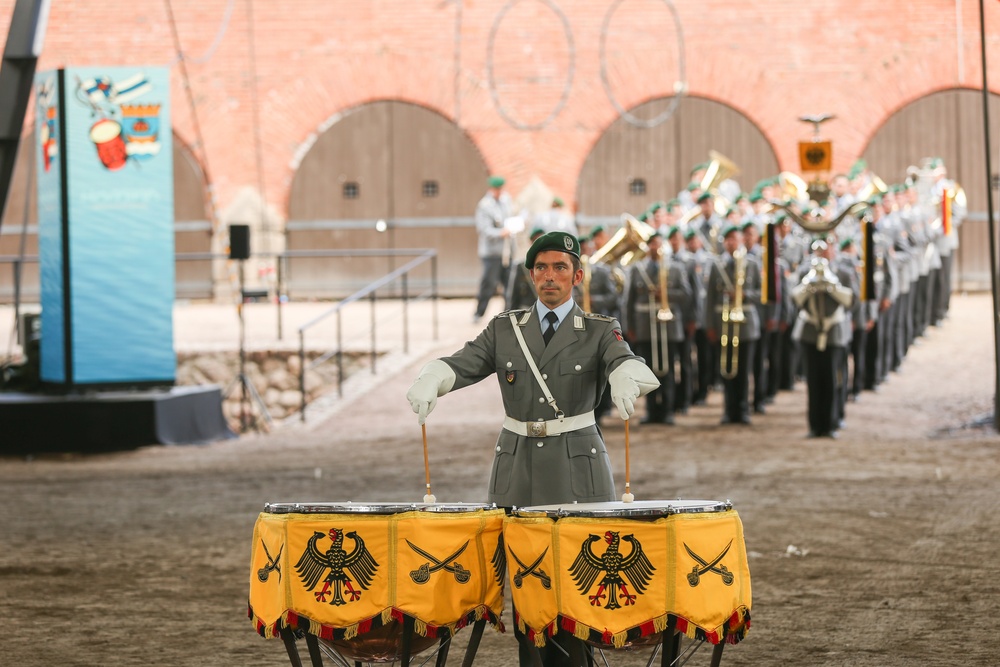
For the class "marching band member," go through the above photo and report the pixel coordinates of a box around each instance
[685,228,715,405]
[622,231,693,424]
[666,225,702,413]
[791,239,856,438]
[407,230,659,508]
[705,224,762,425]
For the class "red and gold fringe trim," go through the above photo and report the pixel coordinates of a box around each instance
[247,602,505,642]
[512,607,750,649]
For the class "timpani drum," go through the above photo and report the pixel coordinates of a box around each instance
[249,501,506,664]
[504,500,751,659]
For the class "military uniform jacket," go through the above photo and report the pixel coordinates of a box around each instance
[622,257,692,343]
[439,304,643,508]
[704,252,762,341]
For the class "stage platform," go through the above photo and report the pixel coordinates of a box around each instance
[0,385,234,456]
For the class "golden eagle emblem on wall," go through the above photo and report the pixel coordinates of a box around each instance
[295,528,379,606]
[569,530,655,610]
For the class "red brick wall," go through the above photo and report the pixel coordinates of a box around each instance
[3,0,998,216]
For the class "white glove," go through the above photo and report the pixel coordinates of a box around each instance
[406,360,457,425]
[608,359,660,420]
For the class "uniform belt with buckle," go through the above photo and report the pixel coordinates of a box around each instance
[502,411,596,437]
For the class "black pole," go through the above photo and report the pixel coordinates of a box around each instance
[979,0,1000,431]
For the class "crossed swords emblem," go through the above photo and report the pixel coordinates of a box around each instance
[684,539,735,587]
[257,540,283,583]
[406,540,471,584]
[508,546,551,589]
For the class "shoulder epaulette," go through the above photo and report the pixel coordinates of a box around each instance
[583,312,615,322]
[495,309,528,319]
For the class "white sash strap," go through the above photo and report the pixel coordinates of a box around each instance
[508,313,563,419]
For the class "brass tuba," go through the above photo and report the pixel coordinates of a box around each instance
[589,213,656,267]
[720,246,747,380]
[678,151,741,247]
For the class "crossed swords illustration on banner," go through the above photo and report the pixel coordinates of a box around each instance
[684,539,735,587]
[406,540,472,584]
[508,546,552,589]
[257,540,283,583]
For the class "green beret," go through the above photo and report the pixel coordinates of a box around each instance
[666,225,681,239]
[749,193,764,203]
[553,196,564,207]
[686,182,700,192]
[696,191,714,203]
[689,161,710,176]
[929,157,944,169]
[488,175,505,188]
[847,159,867,180]
[524,231,581,269]
[648,200,665,213]
[839,237,855,251]
[721,224,741,238]
[736,192,749,202]
[577,235,589,247]
[683,228,696,240]
[529,226,546,239]
[590,225,605,236]
[666,198,681,209]
[647,231,662,242]
[774,212,788,224]
[637,211,649,222]
[725,207,738,218]
[740,220,756,232]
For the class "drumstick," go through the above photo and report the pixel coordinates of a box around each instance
[421,423,436,503]
[621,418,634,503]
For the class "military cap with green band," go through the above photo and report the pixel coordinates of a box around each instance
[524,231,581,269]
[488,175,505,188]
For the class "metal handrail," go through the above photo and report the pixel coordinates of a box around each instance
[296,248,438,422]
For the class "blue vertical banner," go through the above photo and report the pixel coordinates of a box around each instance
[35,67,175,386]
[35,70,66,383]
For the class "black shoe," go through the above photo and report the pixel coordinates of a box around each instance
[664,415,676,425]
[753,405,766,415]
[719,415,731,425]
[641,416,662,425]
[738,415,753,425]
[692,398,707,406]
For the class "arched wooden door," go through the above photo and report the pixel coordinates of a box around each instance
[577,95,779,227]
[286,100,490,297]
[863,88,1000,291]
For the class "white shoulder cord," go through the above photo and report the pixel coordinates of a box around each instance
[508,313,563,419]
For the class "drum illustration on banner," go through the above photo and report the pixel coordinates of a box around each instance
[74,71,163,171]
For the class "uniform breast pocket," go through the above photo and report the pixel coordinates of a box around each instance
[559,357,597,405]
[567,435,612,499]
[497,357,528,400]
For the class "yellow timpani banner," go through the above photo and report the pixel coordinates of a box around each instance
[249,508,506,640]
[504,510,751,648]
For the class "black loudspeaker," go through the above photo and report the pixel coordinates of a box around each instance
[229,224,251,260]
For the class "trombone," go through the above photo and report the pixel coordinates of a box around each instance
[720,246,747,380]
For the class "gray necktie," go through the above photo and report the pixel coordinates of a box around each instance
[542,311,558,346]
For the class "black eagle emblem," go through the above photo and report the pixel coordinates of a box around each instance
[295,528,379,606]
[569,530,655,610]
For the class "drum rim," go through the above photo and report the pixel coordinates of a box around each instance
[263,501,499,514]
[511,499,733,518]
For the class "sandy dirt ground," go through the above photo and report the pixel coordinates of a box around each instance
[1,294,998,666]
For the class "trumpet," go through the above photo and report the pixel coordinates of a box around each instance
[720,246,747,380]
[581,255,592,312]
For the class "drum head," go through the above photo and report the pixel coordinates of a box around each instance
[513,499,731,518]
[264,501,496,514]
